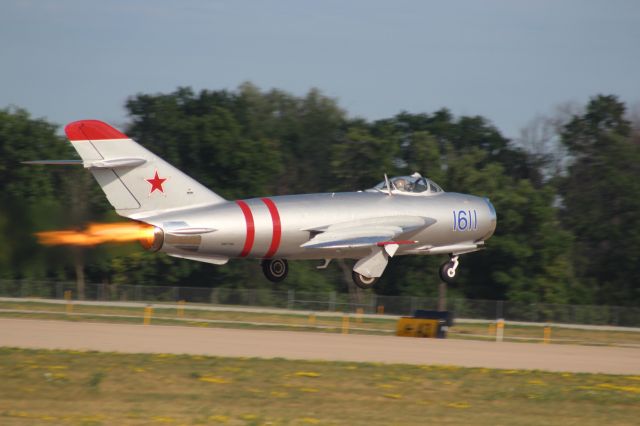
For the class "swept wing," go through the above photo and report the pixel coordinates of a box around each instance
[301,216,436,250]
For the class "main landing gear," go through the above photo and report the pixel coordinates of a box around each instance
[352,271,379,289]
[262,255,461,287]
[439,255,459,284]
[261,258,288,282]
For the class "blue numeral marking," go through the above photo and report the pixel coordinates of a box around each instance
[453,209,478,231]
[459,210,468,230]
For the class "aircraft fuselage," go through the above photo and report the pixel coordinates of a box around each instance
[143,191,496,261]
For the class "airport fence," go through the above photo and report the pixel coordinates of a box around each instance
[0,279,639,327]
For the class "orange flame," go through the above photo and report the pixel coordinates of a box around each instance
[36,222,156,246]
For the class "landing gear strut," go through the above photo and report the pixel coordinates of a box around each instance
[439,255,459,284]
[352,271,379,289]
[262,258,288,282]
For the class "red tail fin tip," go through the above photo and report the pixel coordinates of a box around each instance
[65,120,128,142]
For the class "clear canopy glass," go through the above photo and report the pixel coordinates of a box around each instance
[371,173,444,195]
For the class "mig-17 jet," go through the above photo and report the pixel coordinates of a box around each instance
[30,120,496,288]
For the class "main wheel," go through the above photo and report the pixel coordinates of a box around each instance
[439,261,457,284]
[352,271,379,289]
[262,258,289,282]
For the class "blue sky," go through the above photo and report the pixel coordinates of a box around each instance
[2,0,639,138]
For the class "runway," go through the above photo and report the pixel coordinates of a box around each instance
[1,318,638,374]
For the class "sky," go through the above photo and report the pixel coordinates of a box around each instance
[1,0,639,139]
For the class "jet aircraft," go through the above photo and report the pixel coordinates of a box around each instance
[32,120,497,288]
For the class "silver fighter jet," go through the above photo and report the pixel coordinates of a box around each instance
[39,120,497,288]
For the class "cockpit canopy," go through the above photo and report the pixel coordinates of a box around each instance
[370,173,444,196]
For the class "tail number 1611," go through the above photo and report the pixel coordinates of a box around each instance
[453,209,478,232]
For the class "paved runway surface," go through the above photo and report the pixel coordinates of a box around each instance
[1,318,638,374]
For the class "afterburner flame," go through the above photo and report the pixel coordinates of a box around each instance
[36,222,156,246]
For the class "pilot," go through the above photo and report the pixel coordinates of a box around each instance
[394,178,407,191]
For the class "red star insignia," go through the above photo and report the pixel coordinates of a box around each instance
[146,170,167,194]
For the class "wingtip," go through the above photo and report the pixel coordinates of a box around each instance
[65,120,129,141]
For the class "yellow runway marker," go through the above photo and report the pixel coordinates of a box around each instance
[143,305,153,325]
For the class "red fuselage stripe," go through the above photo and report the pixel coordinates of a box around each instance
[261,198,281,258]
[236,200,255,257]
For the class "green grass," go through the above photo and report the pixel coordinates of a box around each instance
[0,348,639,425]
[1,300,639,346]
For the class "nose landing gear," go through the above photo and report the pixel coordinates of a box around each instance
[262,258,289,282]
[439,255,459,284]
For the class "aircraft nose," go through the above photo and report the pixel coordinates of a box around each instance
[483,197,497,240]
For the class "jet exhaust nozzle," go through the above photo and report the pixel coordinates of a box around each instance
[139,226,164,252]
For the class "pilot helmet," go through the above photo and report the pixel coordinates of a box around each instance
[394,178,407,191]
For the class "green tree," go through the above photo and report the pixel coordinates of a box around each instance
[560,95,640,305]
[0,107,71,280]
[330,123,399,191]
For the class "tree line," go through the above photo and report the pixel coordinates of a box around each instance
[1,83,638,306]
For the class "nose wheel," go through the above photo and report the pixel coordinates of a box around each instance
[262,258,289,282]
[439,255,459,284]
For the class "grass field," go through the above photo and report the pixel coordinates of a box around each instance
[1,300,639,347]
[0,348,639,425]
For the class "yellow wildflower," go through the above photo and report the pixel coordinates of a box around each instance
[241,414,258,420]
[208,414,230,423]
[295,371,320,378]
[39,415,57,421]
[447,402,471,409]
[376,384,396,389]
[383,393,403,399]
[596,383,640,394]
[151,416,175,423]
[199,376,231,384]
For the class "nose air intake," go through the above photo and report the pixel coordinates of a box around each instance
[482,197,497,240]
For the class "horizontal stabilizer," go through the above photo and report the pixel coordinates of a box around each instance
[22,160,83,165]
[24,158,147,169]
[86,158,147,169]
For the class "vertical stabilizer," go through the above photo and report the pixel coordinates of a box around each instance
[65,120,226,218]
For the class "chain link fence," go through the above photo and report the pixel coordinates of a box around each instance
[1,279,638,327]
